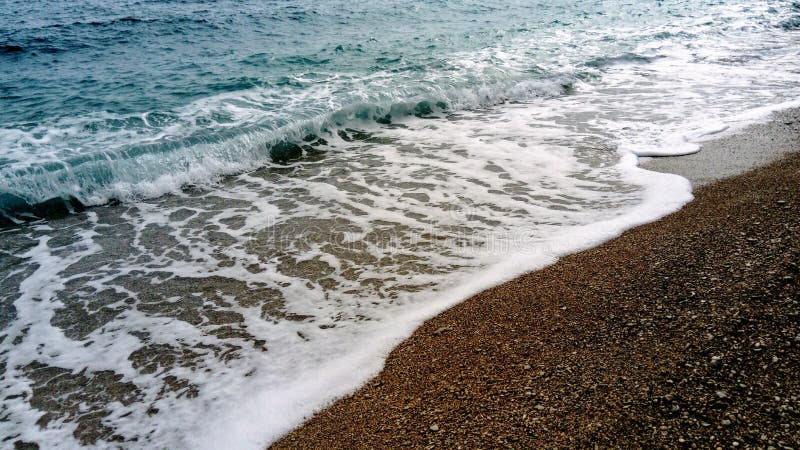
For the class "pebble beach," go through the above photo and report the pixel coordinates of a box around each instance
[273,111,800,448]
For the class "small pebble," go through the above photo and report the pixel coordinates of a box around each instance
[433,327,452,336]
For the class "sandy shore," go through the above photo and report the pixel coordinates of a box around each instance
[272,112,799,449]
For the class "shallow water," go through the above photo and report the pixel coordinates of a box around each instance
[1,1,800,448]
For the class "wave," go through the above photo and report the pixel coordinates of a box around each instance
[585,52,658,69]
[0,77,577,225]
[75,16,214,28]
[0,42,67,56]
[0,44,24,54]
[35,15,213,29]
[779,15,800,29]
[0,36,85,57]
[0,193,85,227]
[0,15,217,59]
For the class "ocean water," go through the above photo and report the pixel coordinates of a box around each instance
[1,0,799,447]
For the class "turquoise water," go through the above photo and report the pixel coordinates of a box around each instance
[2,1,800,448]
[2,0,794,217]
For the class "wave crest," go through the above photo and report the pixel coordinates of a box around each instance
[0,77,577,224]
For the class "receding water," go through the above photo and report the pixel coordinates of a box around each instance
[1,0,799,448]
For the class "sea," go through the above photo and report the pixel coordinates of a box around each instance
[1,0,799,448]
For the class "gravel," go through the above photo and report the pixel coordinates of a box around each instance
[272,117,800,449]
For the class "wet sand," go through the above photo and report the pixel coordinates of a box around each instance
[641,108,800,187]
[272,112,800,449]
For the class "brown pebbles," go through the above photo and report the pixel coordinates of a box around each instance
[273,147,799,449]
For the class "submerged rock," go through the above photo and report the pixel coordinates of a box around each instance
[269,141,303,163]
[414,101,433,117]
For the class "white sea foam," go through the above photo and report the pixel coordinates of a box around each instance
[184,112,695,450]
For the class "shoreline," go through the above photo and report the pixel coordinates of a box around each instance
[271,110,800,448]
[641,108,800,187]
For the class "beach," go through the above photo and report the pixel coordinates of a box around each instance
[4,2,800,447]
[272,111,800,448]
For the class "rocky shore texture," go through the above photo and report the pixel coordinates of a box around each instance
[273,128,799,449]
